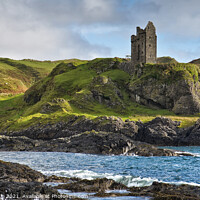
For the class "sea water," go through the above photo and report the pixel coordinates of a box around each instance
[0,146,199,199]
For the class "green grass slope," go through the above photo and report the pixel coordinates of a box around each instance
[0,57,87,94]
[130,62,199,85]
[157,56,178,64]
[190,58,200,65]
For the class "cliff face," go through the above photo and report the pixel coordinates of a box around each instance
[129,63,200,114]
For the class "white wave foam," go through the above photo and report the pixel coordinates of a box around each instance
[41,169,200,187]
[40,169,157,187]
[175,151,200,157]
[41,169,104,180]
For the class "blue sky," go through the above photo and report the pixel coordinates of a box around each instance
[0,0,200,62]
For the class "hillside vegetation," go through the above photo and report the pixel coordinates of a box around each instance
[0,58,200,132]
[157,56,178,64]
[0,57,87,94]
[190,58,200,65]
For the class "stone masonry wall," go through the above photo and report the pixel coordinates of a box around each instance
[131,21,157,64]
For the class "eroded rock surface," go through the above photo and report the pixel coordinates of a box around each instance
[129,181,200,200]
[1,116,200,153]
[3,116,138,140]
[51,176,200,200]
[128,63,200,115]
[0,132,189,156]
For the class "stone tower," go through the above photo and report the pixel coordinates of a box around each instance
[131,21,157,64]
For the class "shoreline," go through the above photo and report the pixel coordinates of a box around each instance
[1,116,200,157]
[0,158,199,200]
[0,150,199,187]
[0,134,196,157]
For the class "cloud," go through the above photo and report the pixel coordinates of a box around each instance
[0,0,113,60]
[126,0,200,37]
[0,0,199,61]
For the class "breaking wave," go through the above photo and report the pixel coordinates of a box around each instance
[40,169,200,187]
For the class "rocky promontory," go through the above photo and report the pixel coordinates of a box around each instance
[0,115,199,156]
[0,133,187,157]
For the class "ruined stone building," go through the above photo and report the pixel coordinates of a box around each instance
[131,21,157,64]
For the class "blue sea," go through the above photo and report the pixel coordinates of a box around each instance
[0,146,199,200]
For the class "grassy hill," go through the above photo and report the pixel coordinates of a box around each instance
[0,58,200,132]
[190,58,200,65]
[0,57,88,94]
[157,56,178,64]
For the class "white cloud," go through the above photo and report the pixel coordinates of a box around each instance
[0,0,113,60]
[0,0,199,61]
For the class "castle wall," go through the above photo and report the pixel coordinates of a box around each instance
[145,22,157,63]
[131,21,157,64]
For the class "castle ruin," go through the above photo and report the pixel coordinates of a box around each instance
[131,21,157,64]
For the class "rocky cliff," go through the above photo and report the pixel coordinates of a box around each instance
[129,63,200,114]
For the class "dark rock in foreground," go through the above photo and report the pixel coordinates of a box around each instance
[0,160,45,182]
[51,176,200,200]
[0,160,199,200]
[0,160,59,199]
[0,182,58,199]
[55,177,127,192]
[129,181,200,200]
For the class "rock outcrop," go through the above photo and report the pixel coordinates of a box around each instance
[0,160,58,199]
[50,176,200,200]
[129,181,200,200]
[3,116,138,140]
[1,116,200,153]
[0,160,45,182]
[55,177,127,193]
[129,63,200,114]
[135,117,200,146]
[135,117,180,145]
[0,132,187,156]
[178,118,200,145]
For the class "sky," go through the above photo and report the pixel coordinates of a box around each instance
[0,0,200,62]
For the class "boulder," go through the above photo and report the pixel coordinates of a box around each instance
[0,160,45,182]
[129,182,200,200]
[178,118,200,145]
[136,117,180,146]
[0,182,59,199]
[55,178,127,192]
[0,160,58,199]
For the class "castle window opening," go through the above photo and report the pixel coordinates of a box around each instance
[137,44,140,60]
